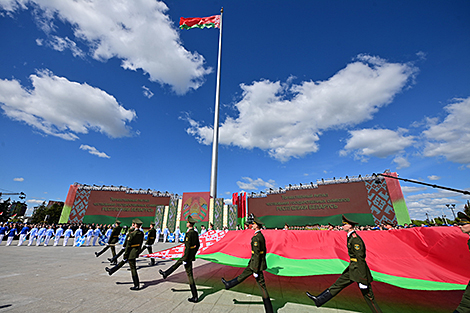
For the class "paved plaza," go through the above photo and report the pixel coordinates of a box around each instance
[0,239,462,313]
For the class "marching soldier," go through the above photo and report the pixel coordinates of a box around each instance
[221,215,273,313]
[105,219,144,291]
[306,215,382,312]
[140,221,157,266]
[159,216,200,303]
[95,220,122,259]
[454,212,470,313]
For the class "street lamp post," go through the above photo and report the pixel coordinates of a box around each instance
[446,204,456,220]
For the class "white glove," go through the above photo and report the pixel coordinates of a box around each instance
[358,283,368,289]
[183,261,187,265]
[253,273,259,278]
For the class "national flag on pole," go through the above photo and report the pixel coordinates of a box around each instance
[179,15,220,30]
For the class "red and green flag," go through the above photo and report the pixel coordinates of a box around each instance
[146,227,470,291]
[179,15,220,30]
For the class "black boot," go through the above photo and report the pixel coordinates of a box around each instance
[306,289,333,307]
[149,258,155,266]
[159,266,176,279]
[221,277,239,290]
[105,261,125,276]
[187,283,198,303]
[130,275,140,291]
[263,297,274,313]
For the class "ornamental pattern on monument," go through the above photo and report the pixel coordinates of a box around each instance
[364,181,397,225]
[69,190,91,223]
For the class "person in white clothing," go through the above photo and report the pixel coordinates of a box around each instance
[28,225,39,246]
[53,225,64,246]
[85,226,93,246]
[163,226,169,243]
[63,226,74,246]
[73,227,83,246]
[36,226,46,246]
[92,226,101,246]
[44,226,55,246]
[6,225,17,246]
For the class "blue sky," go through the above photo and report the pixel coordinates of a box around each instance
[0,0,469,221]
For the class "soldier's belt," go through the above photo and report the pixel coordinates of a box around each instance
[112,235,119,238]
[149,237,154,239]
[350,258,357,262]
[252,251,265,254]
[130,244,140,247]
[190,245,197,249]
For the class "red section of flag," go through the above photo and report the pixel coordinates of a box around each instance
[142,230,227,259]
[179,15,220,29]
[198,227,470,285]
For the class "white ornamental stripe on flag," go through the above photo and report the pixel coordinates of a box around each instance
[142,230,227,260]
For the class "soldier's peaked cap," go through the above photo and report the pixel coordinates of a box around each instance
[342,215,358,226]
[132,218,143,225]
[187,216,197,224]
[458,212,470,225]
[115,220,121,224]
[253,217,264,226]
[150,221,155,225]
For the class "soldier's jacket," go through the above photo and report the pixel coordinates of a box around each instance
[347,231,373,284]
[249,230,267,273]
[124,229,144,260]
[181,228,199,262]
[146,227,157,245]
[108,225,122,244]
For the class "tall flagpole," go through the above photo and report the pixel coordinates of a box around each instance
[210,8,223,199]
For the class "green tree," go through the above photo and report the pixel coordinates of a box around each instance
[464,200,470,216]
[30,202,47,224]
[0,198,12,222]
[46,203,63,224]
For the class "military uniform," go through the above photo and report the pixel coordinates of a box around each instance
[160,216,200,302]
[306,215,382,312]
[222,216,273,313]
[95,222,122,258]
[140,222,157,265]
[105,220,144,291]
[455,212,470,313]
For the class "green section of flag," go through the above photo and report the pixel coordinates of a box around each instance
[258,213,375,229]
[180,23,217,30]
[198,252,466,291]
[392,199,412,225]
[58,205,72,224]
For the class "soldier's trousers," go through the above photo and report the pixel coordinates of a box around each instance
[329,271,382,313]
[97,245,116,258]
[139,244,153,255]
[456,280,470,313]
[165,259,195,285]
[128,258,138,278]
[237,266,269,299]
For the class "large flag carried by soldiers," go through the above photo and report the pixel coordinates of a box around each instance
[145,227,470,291]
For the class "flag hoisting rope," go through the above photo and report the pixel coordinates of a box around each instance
[179,8,223,199]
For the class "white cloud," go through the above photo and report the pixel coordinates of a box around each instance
[427,175,441,181]
[340,128,415,161]
[401,186,427,194]
[47,36,85,58]
[27,199,46,205]
[79,144,110,158]
[423,97,470,168]
[2,0,212,94]
[13,177,24,182]
[186,54,417,162]
[0,69,136,140]
[142,86,154,99]
[393,155,411,169]
[236,177,276,191]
